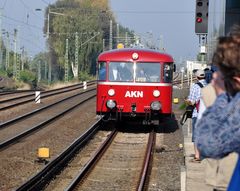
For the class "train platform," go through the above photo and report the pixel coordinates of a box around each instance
[181,118,213,191]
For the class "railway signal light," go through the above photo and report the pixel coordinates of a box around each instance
[195,0,209,34]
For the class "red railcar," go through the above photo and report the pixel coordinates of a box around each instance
[96,48,175,123]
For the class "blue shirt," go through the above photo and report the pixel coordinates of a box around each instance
[195,92,240,158]
[187,79,207,118]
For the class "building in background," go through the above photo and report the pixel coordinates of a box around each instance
[207,0,240,62]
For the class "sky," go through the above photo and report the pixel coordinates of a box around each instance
[0,0,56,58]
[110,0,200,62]
[0,0,200,62]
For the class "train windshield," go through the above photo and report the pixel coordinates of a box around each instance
[136,63,161,82]
[109,62,134,82]
[98,62,106,81]
[163,63,174,83]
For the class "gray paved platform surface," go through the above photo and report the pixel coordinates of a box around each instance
[182,119,212,191]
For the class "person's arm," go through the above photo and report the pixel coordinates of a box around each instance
[211,71,226,96]
[197,97,206,120]
[186,84,198,105]
[185,84,200,105]
[195,93,240,158]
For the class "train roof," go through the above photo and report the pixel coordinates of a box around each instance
[98,48,174,63]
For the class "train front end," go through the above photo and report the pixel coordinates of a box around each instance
[96,48,174,123]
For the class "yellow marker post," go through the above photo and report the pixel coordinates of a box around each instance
[38,147,50,159]
[117,43,124,49]
[173,98,179,104]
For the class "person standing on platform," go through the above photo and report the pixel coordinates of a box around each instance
[185,69,207,162]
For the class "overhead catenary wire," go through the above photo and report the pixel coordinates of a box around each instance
[19,0,45,21]
[2,15,43,31]
[18,0,46,54]
[0,0,8,9]
[2,30,46,53]
[41,0,50,5]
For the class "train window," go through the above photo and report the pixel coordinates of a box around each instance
[163,63,173,83]
[98,62,106,81]
[136,63,160,83]
[109,62,133,82]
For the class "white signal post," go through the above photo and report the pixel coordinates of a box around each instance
[35,91,41,104]
[180,67,184,89]
[83,81,87,90]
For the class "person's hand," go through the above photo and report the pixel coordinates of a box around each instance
[185,99,194,105]
[211,71,225,96]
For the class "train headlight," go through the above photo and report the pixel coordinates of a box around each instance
[150,101,161,111]
[132,52,139,60]
[106,100,117,109]
[108,89,115,96]
[153,90,160,97]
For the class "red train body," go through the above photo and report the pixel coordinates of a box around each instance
[96,48,175,123]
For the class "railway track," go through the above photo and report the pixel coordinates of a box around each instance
[0,89,96,150]
[0,89,34,97]
[0,81,96,111]
[17,122,156,191]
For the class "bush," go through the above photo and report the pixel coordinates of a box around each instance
[0,69,8,77]
[78,71,95,81]
[6,67,13,78]
[179,102,187,110]
[19,70,36,84]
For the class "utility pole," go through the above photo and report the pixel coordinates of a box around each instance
[16,54,20,80]
[116,23,119,45]
[5,32,9,69]
[13,29,17,79]
[109,20,112,50]
[64,38,69,82]
[38,60,41,82]
[125,32,128,48]
[102,39,105,51]
[21,46,25,70]
[44,61,47,80]
[0,9,2,69]
[16,49,20,80]
[35,7,54,83]
[181,67,184,89]
[47,8,51,84]
[74,32,79,79]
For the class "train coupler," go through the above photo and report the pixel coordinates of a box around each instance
[116,106,123,121]
[144,106,151,124]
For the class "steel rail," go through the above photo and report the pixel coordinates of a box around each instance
[137,130,156,191]
[0,81,95,106]
[0,89,34,96]
[65,129,118,191]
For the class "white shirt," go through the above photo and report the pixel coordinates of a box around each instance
[113,69,118,80]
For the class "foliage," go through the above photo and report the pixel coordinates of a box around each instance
[6,67,13,78]
[179,102,187,110]
[78,71,95,81]
[19,70,36,84]
[0,69,7,77]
